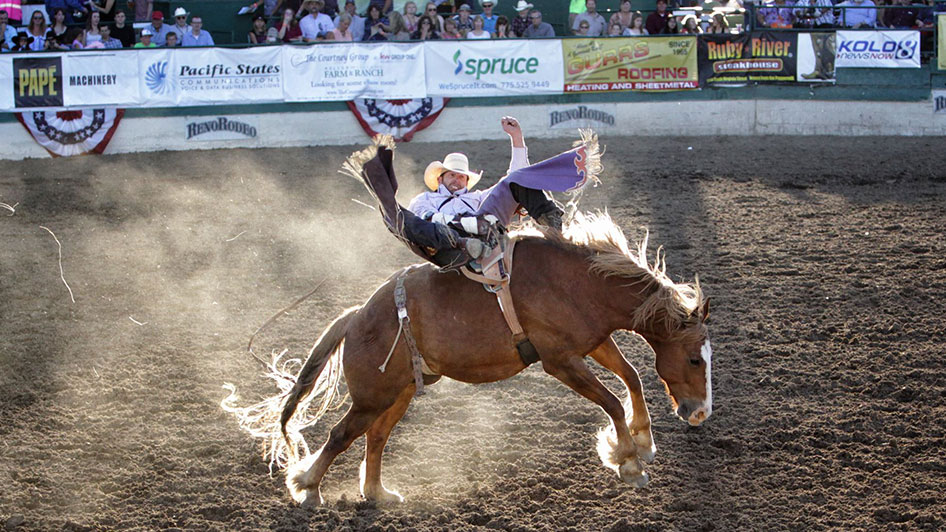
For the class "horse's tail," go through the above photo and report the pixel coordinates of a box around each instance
[279,306,361,462]
[220,306,361,472]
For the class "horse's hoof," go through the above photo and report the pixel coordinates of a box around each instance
[299,491,325,509]
[365,488,404,504]
[618,458,649,488]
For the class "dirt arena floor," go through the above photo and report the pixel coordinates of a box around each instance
[1,135,945,531]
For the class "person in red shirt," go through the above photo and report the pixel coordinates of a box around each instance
[645,0,670,34]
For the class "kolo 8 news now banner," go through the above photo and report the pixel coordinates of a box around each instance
[836,30,919,68]
[563,36,698,93]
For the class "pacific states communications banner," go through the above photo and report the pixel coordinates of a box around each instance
[425,40,563,97]
[172,46,283,105]
[836,30,920,68]
[283,43,426,101]
[699,32,797,86]
[563,36,698,93]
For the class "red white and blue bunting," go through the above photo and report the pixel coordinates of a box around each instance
[348,98,448,142]
[15,108,124,157]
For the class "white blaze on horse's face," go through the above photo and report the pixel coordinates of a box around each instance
[691,337,713,426]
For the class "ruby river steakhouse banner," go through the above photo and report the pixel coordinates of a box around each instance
[699,32,798,86]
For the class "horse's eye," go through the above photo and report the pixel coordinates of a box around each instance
[689,358,701,367]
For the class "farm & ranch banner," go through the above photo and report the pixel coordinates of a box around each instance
[699,32,797,85]
[562,36,698,92]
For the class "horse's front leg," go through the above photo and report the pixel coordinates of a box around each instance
[541,355,649,487]
[361,384,415,504]
[589,337,656,464]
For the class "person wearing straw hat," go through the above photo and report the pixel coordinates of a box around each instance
[510,0,532,36]
[353,117,601,270]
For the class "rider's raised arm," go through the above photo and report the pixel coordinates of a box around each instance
[502,116,530,174]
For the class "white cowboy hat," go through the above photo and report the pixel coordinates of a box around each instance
[423,153,482,191]
[480,0,498,6]
[514,1,533,11]
[173,7,188,17]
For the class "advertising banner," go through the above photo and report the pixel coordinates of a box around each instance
[172,46,283,105]
[138,48,176,107]
[12,55,64,108]
[836,30,920,68]
[796,32,836,83]
[425,40,563,97]
[563,36,698,92]
[62,51,140,107]
[283,43,426,101]
[0,55,13,111]
[699,32,797,85]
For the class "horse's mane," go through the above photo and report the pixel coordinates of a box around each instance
[516,212,704,339]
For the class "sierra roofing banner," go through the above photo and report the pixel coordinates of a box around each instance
[836,30,920,68]
[562,36,698,92]
[282,42,426,101]
[425,40,563,97]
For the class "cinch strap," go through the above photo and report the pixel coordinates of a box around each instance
[378,274,427,396]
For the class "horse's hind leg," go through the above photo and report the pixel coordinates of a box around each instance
[360,384,415,503]
[542,355,649,487]
[287,406,381,507]
[589,337,656,464]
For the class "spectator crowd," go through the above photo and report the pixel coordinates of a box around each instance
[1,0,943,52]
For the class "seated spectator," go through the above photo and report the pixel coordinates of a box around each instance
[837,0,876,27]
[793,0,835,28]
[466,13,489,37]
[182,15,214,45]
[511,0,532,37]
[363,4,389,39]
[453,3,473,35]
[663,14,681,32]
[610,0,633,31]
[49,8,69,42]
[524,8,554,36]
[423,2,445,32]
[170,7,191,43]
[134,27,155,47]
[249,13,268,43]
[266,26,279,42]
[441,15,461,37]
[326,12,353,39]
[276,8,304,41]
[410,13,440,38]
[757,0,795,28]
[148,11,173,46]
[607,21,623,35]
[1,10,17,51]
[10,30,32,51]
[111,10,135,47]
[300,0,335,41]
[574,19,590,35]
[479,0,497,33]
[681,13,703,32]
[573,0,605,36]
[25,10,47,50]
[704,0,745,29]
[80,12,103,47]
[385,10,411,39]
[44,30,69,49]
[164,29,178,46]
[99,22,122,47]
[493,15,512,37]
[402,1,419,32]
[335,0,365,40]
[707,11,729,31]
[623,11,648,34]
[883,0,919,27]
[646,0,671,34]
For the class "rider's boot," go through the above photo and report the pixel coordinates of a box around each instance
[536,209,564,231]
[461,237,485,260]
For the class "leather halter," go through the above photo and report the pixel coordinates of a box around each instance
[461,238,541,366]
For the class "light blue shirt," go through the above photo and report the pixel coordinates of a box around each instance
[408,147,529,220]
[2,25,17,51]
[480,13,498,34]
[182,30,215,46]
[837,0,876,27]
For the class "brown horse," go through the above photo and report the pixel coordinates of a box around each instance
[223,213,712,506]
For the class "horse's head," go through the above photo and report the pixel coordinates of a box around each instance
[643,298,713,426]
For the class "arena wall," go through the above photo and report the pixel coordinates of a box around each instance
[1,97,944,160]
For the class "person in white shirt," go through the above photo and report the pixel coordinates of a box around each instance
[300,0,335,41]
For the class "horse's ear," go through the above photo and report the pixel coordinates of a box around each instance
[700,297,711,323]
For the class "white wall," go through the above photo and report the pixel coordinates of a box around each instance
[2,99,944,160]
